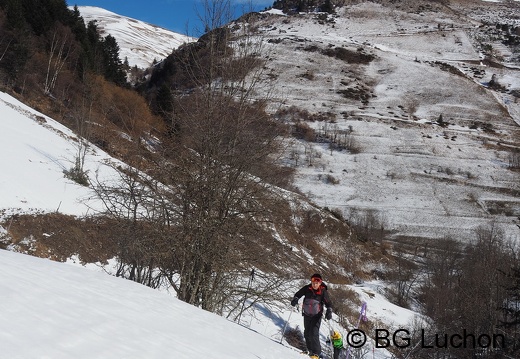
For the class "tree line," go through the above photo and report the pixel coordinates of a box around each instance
[385,224,520,358]
[0,0,126,89]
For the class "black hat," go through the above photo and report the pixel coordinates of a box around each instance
[311,273,322,281]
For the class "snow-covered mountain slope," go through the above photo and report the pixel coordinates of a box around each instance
[73,6,194,69]
[0,91,118,216]
[68,2,520,242]
[242,2,520,242]
[0,249,306,359]
[0,89,409,359]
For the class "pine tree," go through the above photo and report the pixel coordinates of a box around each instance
[0,0,26,29]
[320,0,334,14]
[101,34,127,86]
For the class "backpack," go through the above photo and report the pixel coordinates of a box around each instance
[331,330,343,349]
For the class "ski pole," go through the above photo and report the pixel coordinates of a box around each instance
[325,319,335,359]
[346,302,367,359]
[280,305,295,344]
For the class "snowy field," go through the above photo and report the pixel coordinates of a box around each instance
[0,249,304,359]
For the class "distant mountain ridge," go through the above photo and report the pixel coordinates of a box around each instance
[72,6,195,69]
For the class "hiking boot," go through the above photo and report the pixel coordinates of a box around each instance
[309,354,319,359]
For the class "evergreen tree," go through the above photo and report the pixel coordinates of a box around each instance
[0,0,25,29]
[155,84,173,116]
[320,0,334,14]
[101,34,127,86]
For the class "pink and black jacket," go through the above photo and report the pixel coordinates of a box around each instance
[293,282,333,317]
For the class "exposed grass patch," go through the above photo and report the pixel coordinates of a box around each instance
[322,46,375,64]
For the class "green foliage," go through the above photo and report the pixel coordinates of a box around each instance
[155,84,173,115]
[0,39,29,84]
[0,0,71,34]
[320,0,334,13]
[22,0,69,35]
[101,34,127,86]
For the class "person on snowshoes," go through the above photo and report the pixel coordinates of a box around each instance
[290,273,333,359]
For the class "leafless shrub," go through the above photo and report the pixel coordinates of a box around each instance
[461,169,476,179]
[403,97,419,120]
[336,85,371,105]
[322,46,375,64]
[466,191,479,203]
[488,73,508,92]
[293,121,316,141]
[283,326,306,351]
[348,209,388,243]
[330,286,361,328]
[344,134,361,153]
[299,70,315,80]
[386,244,419,308]
[418,225,519,358]
[386,170,397,180]
[325,174,340,185]
[323,207,344,221]
[433,60,466,77]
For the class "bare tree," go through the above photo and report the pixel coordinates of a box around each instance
[90,0,287,313]
[418,225,516,358]
[387,244,419,308]
[499,259,520,357]
[44,24,74,96]
[160,0,287,311]
[348,208,387,243]
[418,236,463,327]
[90,162,168,288]
[0,36,12,63]
[63,99,93,186]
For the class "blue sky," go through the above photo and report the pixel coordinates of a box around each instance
[66,0,274,35]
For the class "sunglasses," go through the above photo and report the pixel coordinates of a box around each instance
[311,278,322,283]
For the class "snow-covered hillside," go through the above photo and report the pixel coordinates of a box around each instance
[0,248,303,359]
[0,92,116,216]
[0,90,413,359]
[0,246,421,358]
[73,6,194,69]
[76,1,520,242]
[248,2,520,242]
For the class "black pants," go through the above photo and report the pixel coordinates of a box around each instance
[333,347,345,359]
[303,314,322,356]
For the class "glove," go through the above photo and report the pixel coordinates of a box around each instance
[290,297,299,307]
[325,308,332,320]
